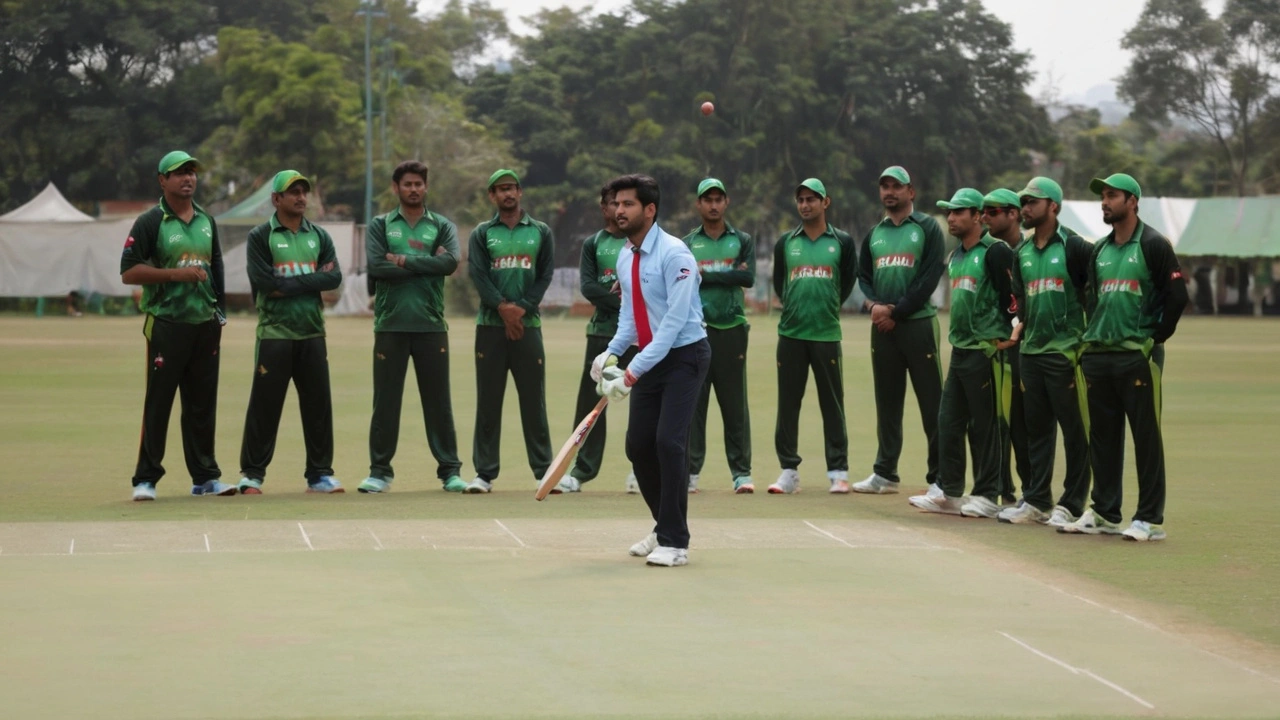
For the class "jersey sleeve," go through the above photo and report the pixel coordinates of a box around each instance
[889,217,946,320]
[1142,231,1188,344]
[120,210,160,273]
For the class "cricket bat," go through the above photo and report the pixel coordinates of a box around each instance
[535,396,610,501]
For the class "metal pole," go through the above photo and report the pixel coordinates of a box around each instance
[362,7,374,225]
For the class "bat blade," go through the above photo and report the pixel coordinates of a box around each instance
[535,396,610,500]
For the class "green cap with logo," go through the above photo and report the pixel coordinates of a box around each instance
[487,169,520,189]
[936,188,985,210]
[1018,176,1064,205]
[1089,173,1142,199]
[697,178,727,197]
[879,165,911,185]
[796,178,827,199]
[158,150,203,175]
[983,188,1021,209]
[271,170,310,193]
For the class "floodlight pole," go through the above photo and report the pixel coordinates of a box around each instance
[356,1,386,225]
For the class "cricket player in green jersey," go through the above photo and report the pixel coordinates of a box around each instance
[465,169,555,493]
[982,188,1031,505]
[1060,173,1187,541]
[359,160,465,494]
[1000,177,1093,527]
[236,171,344,495]
[684,178,755,493]
[909,188,1017,518]
[121,151,232,501]
[557,184,638,494]
[852,166,947,495]
[768,178,857,495]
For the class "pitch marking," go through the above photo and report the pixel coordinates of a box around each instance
[297,523,314,551]
[493,520,527,548]
[999,631,1154,709]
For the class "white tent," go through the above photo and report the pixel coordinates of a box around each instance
[0,183,95,223]
[0,184,134,296]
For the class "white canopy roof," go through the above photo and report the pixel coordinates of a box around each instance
[0,183,95,223]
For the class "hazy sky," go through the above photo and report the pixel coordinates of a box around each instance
[422,0,1227,99]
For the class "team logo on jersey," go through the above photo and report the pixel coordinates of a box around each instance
[676,268,692,281]
[1098,261,1113,267]
[153,354,164,370]
[698,259,733,273]
[910,231,920,243]
[308,240,316,249]
[1026,278,1065,296]
[124,236,135,249]
[1051,257,1060,263]
[1128,256,1138,263]
[274,261,317,278]
[202,226,212,238]
[492,254,533,270]
[951,276,977,293]
[871,237,886,246]
[1023,260,1033,267]
[876,253,915,269]
[388,230,402,239]
[168,234,183,244]
[789,265,833,281]
[1100,279,1141,295]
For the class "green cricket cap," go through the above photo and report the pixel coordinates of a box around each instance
[983,188,1021,209]
[271,170,310,193]
[879,165,911,185]
[1089,173,1142,199]
[936,187,985,210]
[796,178,828,199]
[158,150,203,174]
[1018,176,1064,205]
[697,178,727,197]
[487,169,520,188]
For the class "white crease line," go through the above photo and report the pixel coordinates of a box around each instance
[368,528,384,551]
[803,520,859,548]
[297,523,314,551]
[203,534,211,553]
[999,632,1154,709]
[493,520,527,548]
[803,521,959,551]
[69,539,74,555]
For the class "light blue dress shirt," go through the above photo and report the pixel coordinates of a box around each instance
[607,221,707,376]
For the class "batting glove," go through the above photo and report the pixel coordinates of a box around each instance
[590,351,618,383]
[599,366,634,402]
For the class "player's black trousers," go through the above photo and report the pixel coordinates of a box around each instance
[869,317,942,484]
[627,339,710,550]
[132,315,223,487]
[1082,350,1166,525]
[689,324,752,480]
[472,325,552,483]
[937,348,1005,501]
[568,335,637,483]
[775,336,847,472]
[368,331,460,484]
[999,347,1032,501]
[239,337,334,483]
[1020,351,1091,515]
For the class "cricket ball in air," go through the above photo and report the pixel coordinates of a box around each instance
[700,101,714,116]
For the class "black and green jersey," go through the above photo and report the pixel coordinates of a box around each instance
[365,207,460,333]
[467,211,555,328]
[771,224,857,342]
[579,229,626,337]
[245,214,342,340]
[857,210,946,321]
[683,223,754,329]
[1083,221,1188,353]
[1011,223,1091,356]
[947,234,1015,352]
[120,197,225,324]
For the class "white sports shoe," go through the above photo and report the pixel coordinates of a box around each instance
[1057,509,1122,535]
[908,491,964,514]
[1122,519,1167,542]
[629,532,658,557]
[132,482,156,501]
[623,471,640,494]
[555,476,581,493]
[961,495,1001,518]
[998,501,1050,524]
[768,469,800,494]
[688,474,700,494]
[464,477,492,494]
[852,473,900,494]
[645,546,689,567]
[1046,505,1077,528]
[828,470,850,494]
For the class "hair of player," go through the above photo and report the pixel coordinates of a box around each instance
[393,160,429,184]
[599,183,615,204]
[607,174,660,213]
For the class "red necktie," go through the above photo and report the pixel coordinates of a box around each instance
[631,246,652,349]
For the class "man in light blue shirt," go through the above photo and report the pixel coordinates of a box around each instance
[592,174,710,567]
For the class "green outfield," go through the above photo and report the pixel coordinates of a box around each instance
[1,313,1278,719]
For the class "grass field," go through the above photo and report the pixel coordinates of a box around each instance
[2,312,1278,718]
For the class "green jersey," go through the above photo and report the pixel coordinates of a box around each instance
[1011,223,1090,356]
[947,234,1015,353]
[683,223,754,329]
[245,214,342,340]
[1083,221,1187,353]
[120,197,225,324]
[857,210,946,321]
[467,211,555,328]
[365,207,460,333]
[579,229,626,337]
[771,224,857,342]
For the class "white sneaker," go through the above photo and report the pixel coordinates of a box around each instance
[828,470,850,493]
[768,469,799,494]
[1046,505,1077,528]
[961,495,1001,518]
[555,476,581,493]
[623,471,640,494]
[852,473,900,494]
[998,501,1050,524]
[464,477,492,494]
[1057,509,1122,535]
[132,482,156,501]
[629,532,658,557]
[908,491,964,514]
[1122,519,1167,542]
[645,546,689,567]
[688,474,699,494]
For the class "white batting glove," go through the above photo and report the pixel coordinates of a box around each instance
[590,351,617,383]
[599,366,633,402]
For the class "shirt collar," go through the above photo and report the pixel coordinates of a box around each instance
[877,210,927,228]
[489,210,532,227]
[158,196,207,221]
[694,222,738,240]
[788,223,835,241]
[631,222,662,254]
[1104,220,1145,246]
[269,212,313,233]
[389,206,432,226]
